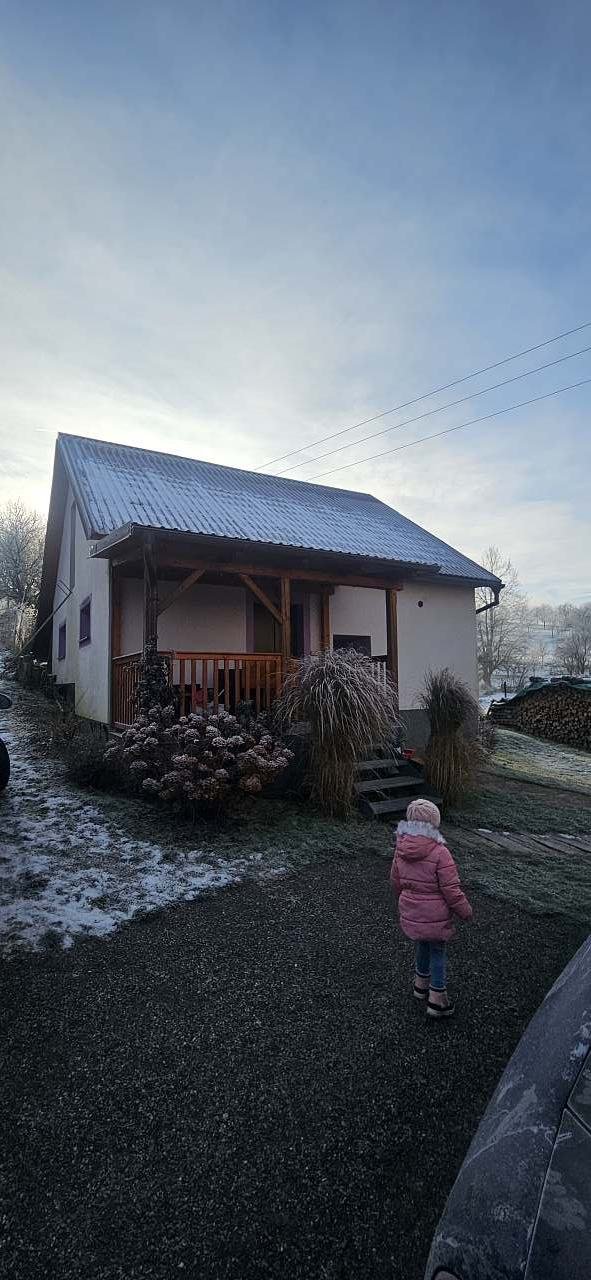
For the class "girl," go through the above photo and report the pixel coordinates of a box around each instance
[391,798,472,1019]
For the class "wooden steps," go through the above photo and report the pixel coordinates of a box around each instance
[354,749,442,820]
[356,775,422,794]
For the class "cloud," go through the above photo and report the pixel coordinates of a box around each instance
[0,3,590,606]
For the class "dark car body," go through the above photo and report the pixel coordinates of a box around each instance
[0,689,12,789]
[425,936,591,1280]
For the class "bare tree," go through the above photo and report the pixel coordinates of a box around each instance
[555,606,591,676]
[0,500,45,648]
[476,546,529,690]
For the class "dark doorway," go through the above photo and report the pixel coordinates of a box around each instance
[253,599,306,656]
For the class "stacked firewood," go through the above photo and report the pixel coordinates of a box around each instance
[489,684,591,750]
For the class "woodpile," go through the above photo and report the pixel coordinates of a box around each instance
[489,680,591,750]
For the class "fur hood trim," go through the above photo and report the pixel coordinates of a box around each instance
[396,820,444,844]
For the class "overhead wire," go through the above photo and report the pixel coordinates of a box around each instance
[274,342,591,476]
[257,319,591,471]
[307,376,591,483]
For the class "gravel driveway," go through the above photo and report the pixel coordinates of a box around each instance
[2,857,586,1280]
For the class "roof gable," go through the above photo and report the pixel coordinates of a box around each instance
[57,433,500,587]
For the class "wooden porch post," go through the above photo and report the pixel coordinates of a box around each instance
[281,576,291,666]
[143,538,158,652]
[320,587,331,651]
[386,587,399,699]
[111,566,122,659]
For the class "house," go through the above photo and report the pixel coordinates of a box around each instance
[35,433,502,747]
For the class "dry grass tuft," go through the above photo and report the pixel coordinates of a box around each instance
[275,648,400,816]
[420,668,480,804]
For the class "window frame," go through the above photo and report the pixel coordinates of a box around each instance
[58,621,67,661]
[79,595,92,647]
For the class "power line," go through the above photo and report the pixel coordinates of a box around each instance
[275,343,591,476]
[308,376,591,483]
[257,319,591,471]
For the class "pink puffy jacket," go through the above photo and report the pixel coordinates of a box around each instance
[390,819,473,942]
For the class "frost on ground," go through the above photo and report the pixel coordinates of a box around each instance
[0,698,286,952]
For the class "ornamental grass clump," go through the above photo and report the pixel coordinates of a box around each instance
[104,704,293,815]
[275,647,399,817]
[420,668,480,804]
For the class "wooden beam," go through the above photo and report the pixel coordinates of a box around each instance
[143,539,158,650]
[111,567,122,659]
[281,576,291,662]
[157,568,205,617]
[386,587,399,697]
[157,555,404,591]
[239,573,282,625]
[320,587,331,651]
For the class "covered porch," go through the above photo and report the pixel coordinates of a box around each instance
[96,527,405,729]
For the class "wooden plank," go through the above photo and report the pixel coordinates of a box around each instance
[530,834,591,857]
[356,777,421,794]
[111,568,122,659]
[213,659,219,712]
[281,576,291,662]
[239,574,282,625]
[143,539,159,650]
[255,662,261,714]
[179,658,186,716]
[224,659,230,709]
[191,659,197,711]
[265,660,271,708]
[157,568,205,617]
[235,659,241,708]
[320,587,331,650]
[245,659,251,702]
[386,587,399,694]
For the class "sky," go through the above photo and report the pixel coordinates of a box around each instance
[0,0,590,604]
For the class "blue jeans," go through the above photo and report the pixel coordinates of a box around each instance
[415,941,447,992]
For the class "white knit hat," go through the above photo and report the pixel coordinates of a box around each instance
[406,797,441,827]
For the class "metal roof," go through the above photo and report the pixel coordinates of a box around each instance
[58,433,500,586]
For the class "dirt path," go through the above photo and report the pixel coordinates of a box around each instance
[2,857,586,1280]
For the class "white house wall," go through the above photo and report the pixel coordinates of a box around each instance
[397,581,478,707]
[119,580,247,655]
[51,484,110,723]
[329,586,387,655]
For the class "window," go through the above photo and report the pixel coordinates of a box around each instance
[58,622,66,661]
[79,596,91,646]
[333,633,372,657]
[69,502,77,589]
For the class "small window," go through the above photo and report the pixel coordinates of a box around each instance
[333,634,372,657]
[79,596,91,646]
[69,503,77,589]
[58,622,66,661]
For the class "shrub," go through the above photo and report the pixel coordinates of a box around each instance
[104,705,293,815]
[64,731,123,790]
[275,647,400,817]
[420,668,480,804]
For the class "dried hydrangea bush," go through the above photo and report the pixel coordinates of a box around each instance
[104,705,293,812]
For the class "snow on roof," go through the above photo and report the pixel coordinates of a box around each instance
[58,433,500,586]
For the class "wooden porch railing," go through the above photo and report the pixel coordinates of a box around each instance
[112,651,284,728]
[173,652,283,718]
[112,651,390,729]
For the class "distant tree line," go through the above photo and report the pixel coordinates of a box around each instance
[477,546,591,689]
